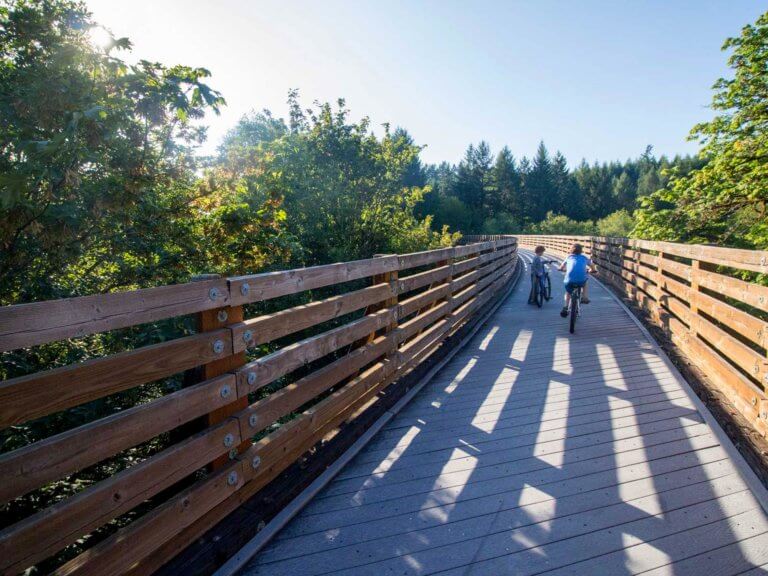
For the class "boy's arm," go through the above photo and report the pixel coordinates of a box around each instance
[557,261,566,272]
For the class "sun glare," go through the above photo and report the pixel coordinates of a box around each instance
[87,26,113,51]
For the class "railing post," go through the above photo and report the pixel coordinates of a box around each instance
[689,258,700,336]
[370,254,400,355]
[191,274,248,470]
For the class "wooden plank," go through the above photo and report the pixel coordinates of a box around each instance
[236,309,395,396]
[251,472,747,575]
[397,265,451,295]
[236,335,395,438]
[696,290,767,348]
[450,268,481,293]
[0,373,236,505]
[230,283,394,353]
[53,460,246,576]
[669,318,767,436]
[638,532,768,576]
[260,450,728,564]
[630,238,768,274]
[0,329,233,429]
[240,360,397,500]
[453,242,489,259]
[228,257,399,306]
[397,284,451,319]
[279,440,726,541]
[697,268,768,314]
[0,278,230,353]
[0,418,240,574]
[692,312,766,385]
[398,317,453,370]
[397,247,455,270]
[659,256,692,282]
[451,255,482,276]
[396,301,451,343]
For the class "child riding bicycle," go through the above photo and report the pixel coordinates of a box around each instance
[558,243,597,317]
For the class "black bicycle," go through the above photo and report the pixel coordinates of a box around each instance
[533,259,556,308]
[569,284,582,333]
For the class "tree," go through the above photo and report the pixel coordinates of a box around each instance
[489,146,522,221]
[392,127,427,188]
[551,151,585,220]
[596,209,635,237]
[524,141,555,221]
[217,94,456,264]
[529,211,595,235]
[612,172,635,210]
[635,10,768,248]
[0,0,279,306]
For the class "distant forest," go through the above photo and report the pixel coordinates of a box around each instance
[411,141,702,237]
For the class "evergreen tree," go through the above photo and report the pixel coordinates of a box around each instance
[612,172,635,210]
[524,141,555,221]
[392,127,427,187]
[490,146,521,219]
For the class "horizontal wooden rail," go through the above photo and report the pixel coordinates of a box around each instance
[515,234,768,438]
[0,237,518,576]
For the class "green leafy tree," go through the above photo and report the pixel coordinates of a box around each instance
[0,0,291,306]
[217,94,455,264]
[635,11,768,248]
[596,209,635,237]
[528,211,595,235]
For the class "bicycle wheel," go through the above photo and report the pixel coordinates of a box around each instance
[569,288,579,333]
[544,275,552,300]
[536,278,544,307]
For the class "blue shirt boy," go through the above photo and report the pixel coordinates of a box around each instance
[563,254,591,285]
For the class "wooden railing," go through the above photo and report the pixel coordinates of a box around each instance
[517,234,768,438]
[0,238,518,575]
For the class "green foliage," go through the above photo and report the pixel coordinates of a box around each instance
[423,139,696,235]
[527,211,596,235]
[634,10,768,248]
[482,212,519,235]
[596,209,635,237]
[217,94,456,265]
[0,0,295,307]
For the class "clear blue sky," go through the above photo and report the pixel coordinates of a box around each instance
[88,0,765,166]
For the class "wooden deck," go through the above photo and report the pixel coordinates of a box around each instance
[240,250,768,576]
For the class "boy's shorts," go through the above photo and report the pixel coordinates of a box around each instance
[564,280,586,294]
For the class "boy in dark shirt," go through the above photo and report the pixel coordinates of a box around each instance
[528,245,547,304]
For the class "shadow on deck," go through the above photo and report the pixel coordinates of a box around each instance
[240,250,768,576]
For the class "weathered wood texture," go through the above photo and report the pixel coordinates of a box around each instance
[515,234,768,439]
[0,239,518,576]
[243,249,768,576]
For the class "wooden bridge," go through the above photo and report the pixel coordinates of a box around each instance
[1,235,768,575]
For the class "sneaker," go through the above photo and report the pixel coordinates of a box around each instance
[581,298,591,304]
[560,307,568,318]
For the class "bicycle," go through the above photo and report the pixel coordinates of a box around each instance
[533,259,556,308]
[568,284,583,333]
[565,269,597,333]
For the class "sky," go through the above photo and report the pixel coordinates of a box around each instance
[87,0,765,166]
